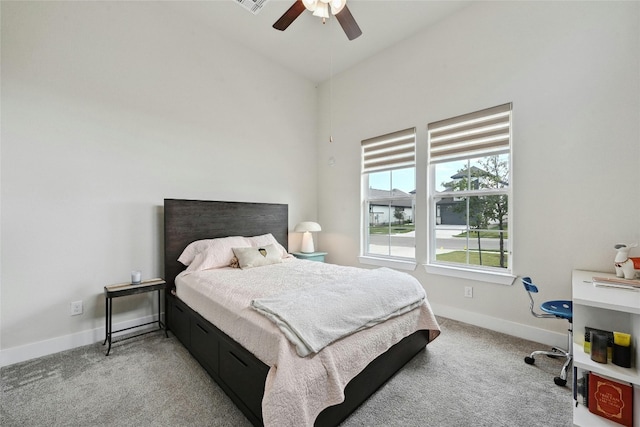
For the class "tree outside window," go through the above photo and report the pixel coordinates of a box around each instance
[442,155,509,268]
[428,103,512,275]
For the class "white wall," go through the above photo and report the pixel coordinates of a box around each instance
[2,0,638,367]
[317,1,640,343]
[1,2,318,364]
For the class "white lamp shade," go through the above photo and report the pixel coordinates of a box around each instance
[294,221,322,232]
[295,221,321,253]
[303,0,346,16]
[302,0,317,12]
[330,0,346,14]
[312,2,329,19]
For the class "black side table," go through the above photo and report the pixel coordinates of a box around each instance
[103,278,168,356]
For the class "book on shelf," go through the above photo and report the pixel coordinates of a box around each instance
[573,367,589,407]
[588,372,633,427]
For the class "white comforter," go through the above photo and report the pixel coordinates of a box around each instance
[251,267,426,357]
[176,259,440,427]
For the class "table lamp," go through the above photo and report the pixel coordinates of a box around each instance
[294,221,321,253]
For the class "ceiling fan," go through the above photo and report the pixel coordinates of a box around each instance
[273,0,362,41]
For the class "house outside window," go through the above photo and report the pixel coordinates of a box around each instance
[427,103,513,282]
[361,128,416,266]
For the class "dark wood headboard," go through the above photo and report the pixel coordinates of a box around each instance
[164,199,289,290]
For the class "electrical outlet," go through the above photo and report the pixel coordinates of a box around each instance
[70,300,83,316]
[464,286,473,298]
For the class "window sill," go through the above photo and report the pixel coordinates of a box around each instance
[423,263,516,285]
[358,256,417,271]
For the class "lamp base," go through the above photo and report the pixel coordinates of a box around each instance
[300,231,315,253]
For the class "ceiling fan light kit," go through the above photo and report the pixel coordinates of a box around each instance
[303,0,347,16]
[273,0,362,40]
[312,3,330,20]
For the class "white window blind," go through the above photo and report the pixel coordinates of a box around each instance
[362,128,416,174]
[428,103,512,164]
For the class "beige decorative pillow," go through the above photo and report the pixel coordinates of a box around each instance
[247,233,290,259]
[232,244,282,269]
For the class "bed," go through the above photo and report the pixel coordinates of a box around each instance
[163,199,440,427]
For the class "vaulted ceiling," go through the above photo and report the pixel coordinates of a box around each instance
[165,0,471,83]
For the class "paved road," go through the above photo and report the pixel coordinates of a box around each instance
[369,233,507,251]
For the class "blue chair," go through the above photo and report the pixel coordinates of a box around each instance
[522,276,573,386]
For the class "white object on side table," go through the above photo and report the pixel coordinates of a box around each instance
[131,270,141,285]
[294,221,321,253]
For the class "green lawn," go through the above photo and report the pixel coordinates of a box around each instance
[436,250,508,268]
[454,227,508,239]
[369,224,415,234]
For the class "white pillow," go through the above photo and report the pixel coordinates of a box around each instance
[178,236,250,270]
[232,244,282,269]
[247,233,289,258]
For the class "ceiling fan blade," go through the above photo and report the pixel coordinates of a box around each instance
[273,0,306,31]
[335,4,362,40]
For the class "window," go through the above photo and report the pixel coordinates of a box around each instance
[427,104,512,279]
[361,128,416,265]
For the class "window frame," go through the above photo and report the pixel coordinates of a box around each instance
[360,128,417,270]
[425,104,515,285]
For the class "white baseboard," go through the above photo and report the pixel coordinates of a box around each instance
[0,314,161,368]
[431,303,568,350]
[1,307,568,368]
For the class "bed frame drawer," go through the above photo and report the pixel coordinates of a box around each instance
[219,337,269,421]
[190,316,220,376]
[169,295,190,347]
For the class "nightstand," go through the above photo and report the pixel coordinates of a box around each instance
[103,278,168,356]
[292,251,327,262]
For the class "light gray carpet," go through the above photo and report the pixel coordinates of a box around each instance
[1,317,572,426]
